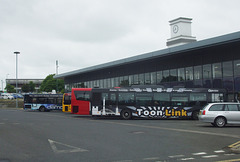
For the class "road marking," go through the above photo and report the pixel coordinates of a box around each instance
[143,157,160,160]
[113,160,132,162]
[202,155,218,158]
[168,155,185,158]
[214,150,225,153]
[180,157,195,161]
[131,131,145,134]
[217,158,240,162]
[48,139,88,154]
[224,153,236,156]
[228,141,240,148]
[192,152,206,155]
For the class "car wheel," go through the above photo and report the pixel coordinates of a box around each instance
[214,117,226,128]
[121,109,132,120]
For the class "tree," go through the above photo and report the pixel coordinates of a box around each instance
[40,74,64,93]
[21,81,36,93]
[22,84,30,92]
[5,84,15,93]
[29,81,36,92]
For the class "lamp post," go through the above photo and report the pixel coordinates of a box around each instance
[14,51,20,108]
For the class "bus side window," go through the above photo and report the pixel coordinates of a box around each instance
[153,93,170,106]
[118,93,135,106]
[189,93,207,106]
[32,98,36,103]
[171,93,188,107]
[136,96,152,106]
[109,93,117,105]
[57,98,62,104]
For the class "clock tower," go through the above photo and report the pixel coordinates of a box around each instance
[166,17,196,47]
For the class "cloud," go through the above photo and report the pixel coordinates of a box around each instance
[0,0,240,91]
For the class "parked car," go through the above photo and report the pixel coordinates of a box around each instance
[12,93,23,99]
[199,102,240,127]
[1,93,14,100]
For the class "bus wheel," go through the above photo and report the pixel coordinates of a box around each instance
[39,106,45,112]
[121,109,132,120]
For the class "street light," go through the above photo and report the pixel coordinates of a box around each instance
[14,51,20,108]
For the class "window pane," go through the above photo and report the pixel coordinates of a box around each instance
[136,94,152,106]
[186,67,193,80]
[114,77,119,87]
[209,104,223,111]
[190,93,207,101]
[170,69,177,82]
[225,104,239,111]
[178,68,185,81]
[203,64,212,79]
[157,71,162,84]
[129,75,134,86]
[234,77,240,92]
[162,70,169,82]
[234,60,240,76]
[118,93,135,106]
[74,91,90,101]
[153,93,170,106]
[151,72,156,85]
[223,77,234,92]
[223,61,233,77]
[139,74,144,85]
[133,74,139,85]
[212,63,222,78]
[144,73,151,84]
[194,66,202,80]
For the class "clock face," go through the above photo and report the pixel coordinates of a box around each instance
[173,25,179,33]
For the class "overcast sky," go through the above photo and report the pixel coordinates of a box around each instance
[1,0,240,89]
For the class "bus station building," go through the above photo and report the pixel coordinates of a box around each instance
[55,18,240,101]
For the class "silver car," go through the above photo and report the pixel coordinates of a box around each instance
[199,102,240,127]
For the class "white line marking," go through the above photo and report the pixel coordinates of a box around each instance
[180,157,195,161]
[214,150,225,153]
[224,153,236,156]
[48,139,88,154]
[113,160,133,162]
[169,155,185,158]
[192,152,207,155]
[202,155,218,158]
[143,157,160,160]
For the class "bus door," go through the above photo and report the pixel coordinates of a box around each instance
[102,92,118,115]
[91,91,118,116]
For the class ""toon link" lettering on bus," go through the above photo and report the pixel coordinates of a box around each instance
[136,107,187,117]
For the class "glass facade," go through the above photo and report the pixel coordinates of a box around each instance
[64,59,240,98]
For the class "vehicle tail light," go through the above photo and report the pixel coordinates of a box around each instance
[202,110,206,115]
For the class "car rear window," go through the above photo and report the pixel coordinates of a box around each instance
[225,104,240,111]
[209,104,224,111]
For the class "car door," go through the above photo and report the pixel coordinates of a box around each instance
[224,104,240,124]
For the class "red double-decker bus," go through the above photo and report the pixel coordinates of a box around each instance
[71,88,92,115]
